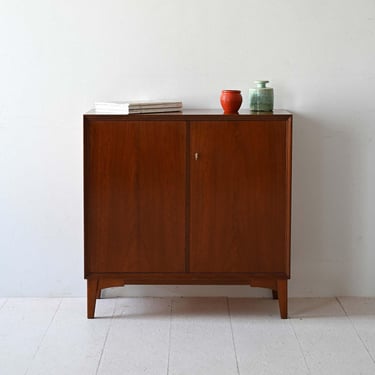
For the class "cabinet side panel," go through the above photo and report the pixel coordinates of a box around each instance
[285,117,292,278]
[190,119,290,274]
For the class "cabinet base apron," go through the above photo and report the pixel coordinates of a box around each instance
[86,275,289,319]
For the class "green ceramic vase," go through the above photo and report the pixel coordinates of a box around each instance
[249,80,274,112]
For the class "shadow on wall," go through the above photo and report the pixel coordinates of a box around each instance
[290,112,364,297]
[102,110,368,299]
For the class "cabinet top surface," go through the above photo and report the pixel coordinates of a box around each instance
[84,108,292,120]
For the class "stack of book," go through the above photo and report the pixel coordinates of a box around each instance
[94,100,183,114]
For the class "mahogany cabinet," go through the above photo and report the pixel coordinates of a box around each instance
[84,110,292,318]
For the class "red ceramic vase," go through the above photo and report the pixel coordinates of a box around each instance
[220,90,242,114]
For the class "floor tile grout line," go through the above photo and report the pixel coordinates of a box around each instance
[336,297,375,365]
[226,297,241,375]
[24,298,63,375]
[288,317,312,375]
[95,298,117,375]
[0,298,8,311]
[166,297,173,375]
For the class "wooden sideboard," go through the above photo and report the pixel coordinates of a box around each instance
[84,109,292,318]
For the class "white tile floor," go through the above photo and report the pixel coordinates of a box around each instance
[0,297,374,375]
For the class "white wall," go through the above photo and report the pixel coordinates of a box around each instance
[0,0,374,297]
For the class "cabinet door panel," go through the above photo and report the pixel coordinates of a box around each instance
[190,120,291,274]
[85,120,186,273]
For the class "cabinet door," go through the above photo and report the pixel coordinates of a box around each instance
[85,119,186,273]
[190,120,291,274]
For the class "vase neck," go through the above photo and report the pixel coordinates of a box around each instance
[254,80,269,88]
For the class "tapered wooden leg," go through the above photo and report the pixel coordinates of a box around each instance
[277,279,288,319]
[87,279,99,319]
[96,286,102,299]
[272,289,278,300]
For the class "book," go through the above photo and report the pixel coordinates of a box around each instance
[94,107,182,114]
[94,100,183,114]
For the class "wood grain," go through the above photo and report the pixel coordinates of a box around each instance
[190,120,290,274]
[84,119,186,274]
